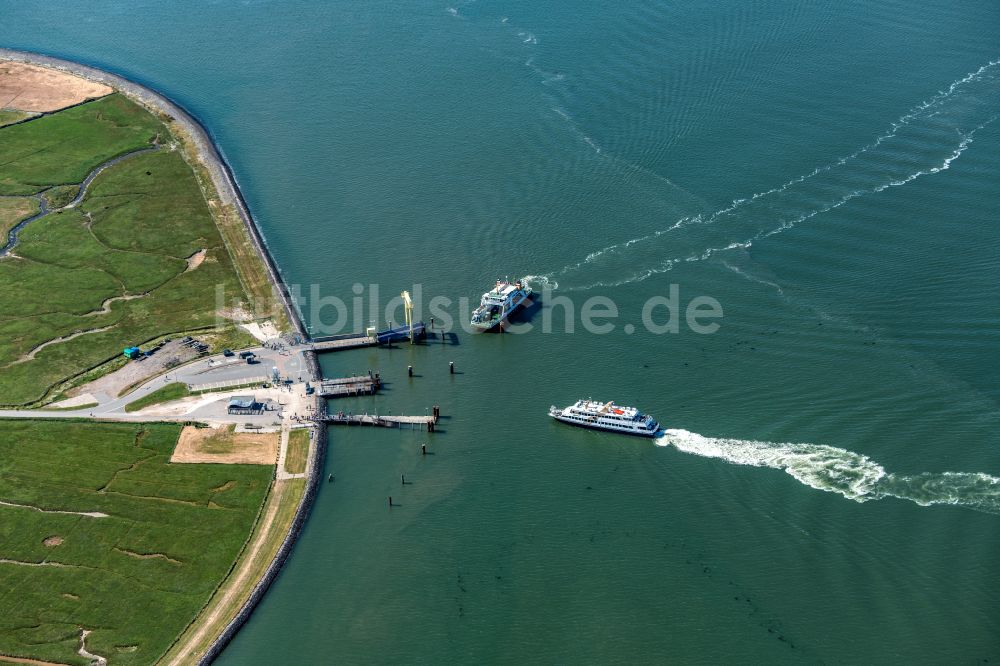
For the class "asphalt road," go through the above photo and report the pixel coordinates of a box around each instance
[0,343,312,422]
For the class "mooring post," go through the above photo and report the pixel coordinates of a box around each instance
[449,361,454,374]
[408,365,413,377]
[401,474,405,485]
[421,443,427,455]
[388,496,393,508]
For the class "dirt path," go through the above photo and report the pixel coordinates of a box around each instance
[0,499,107,518]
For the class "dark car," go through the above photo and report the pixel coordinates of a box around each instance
[223,349,235,357]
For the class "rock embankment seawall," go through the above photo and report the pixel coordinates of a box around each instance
[0,48,323,664]
[197,352,326,665]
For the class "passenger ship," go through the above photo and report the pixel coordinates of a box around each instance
[549,399,660,437]
[470,278,532,331]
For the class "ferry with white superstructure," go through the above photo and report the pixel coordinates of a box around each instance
[549,399,660,437]
[470,278,532,331]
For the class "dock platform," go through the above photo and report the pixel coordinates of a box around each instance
[317,373,381,398]
[321,405,440,431]
[309,322,426,353]
[310,336,376,352]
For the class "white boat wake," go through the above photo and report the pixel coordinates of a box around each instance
[657,429,1000,515]
[531,58,1000,292]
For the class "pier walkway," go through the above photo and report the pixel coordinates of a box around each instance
[317,373,381,398]
[308,322,426,354]
[309,336,375,352]
[322,411,438,431]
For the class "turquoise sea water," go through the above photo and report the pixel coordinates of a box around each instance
[4,0,999,662]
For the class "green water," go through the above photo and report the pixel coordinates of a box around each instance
[4,0,999,661]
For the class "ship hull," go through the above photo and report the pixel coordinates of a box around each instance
[470,290,532,332]
[550,413,660,438]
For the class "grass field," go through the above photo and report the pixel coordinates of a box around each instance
[197,326,260,355]
[41,184,79,209]
[285,429,310,475]
[0,419,272,665]
[123,383,191,413]
[159,477,305,666]
[0,196,39,239]
[156,115,287,329]
[0,109,33,128]
[0,94,161,196]
[0,93,254,406]
[194,425,237,454]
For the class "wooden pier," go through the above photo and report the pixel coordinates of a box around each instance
[322,405,440,431]
[317,372,381,398]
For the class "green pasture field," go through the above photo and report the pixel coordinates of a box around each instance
[123,383,191,413]
[285,428,310,474]
[0,419,272,665]
[0,94,160,195]
[0,94,251,406]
